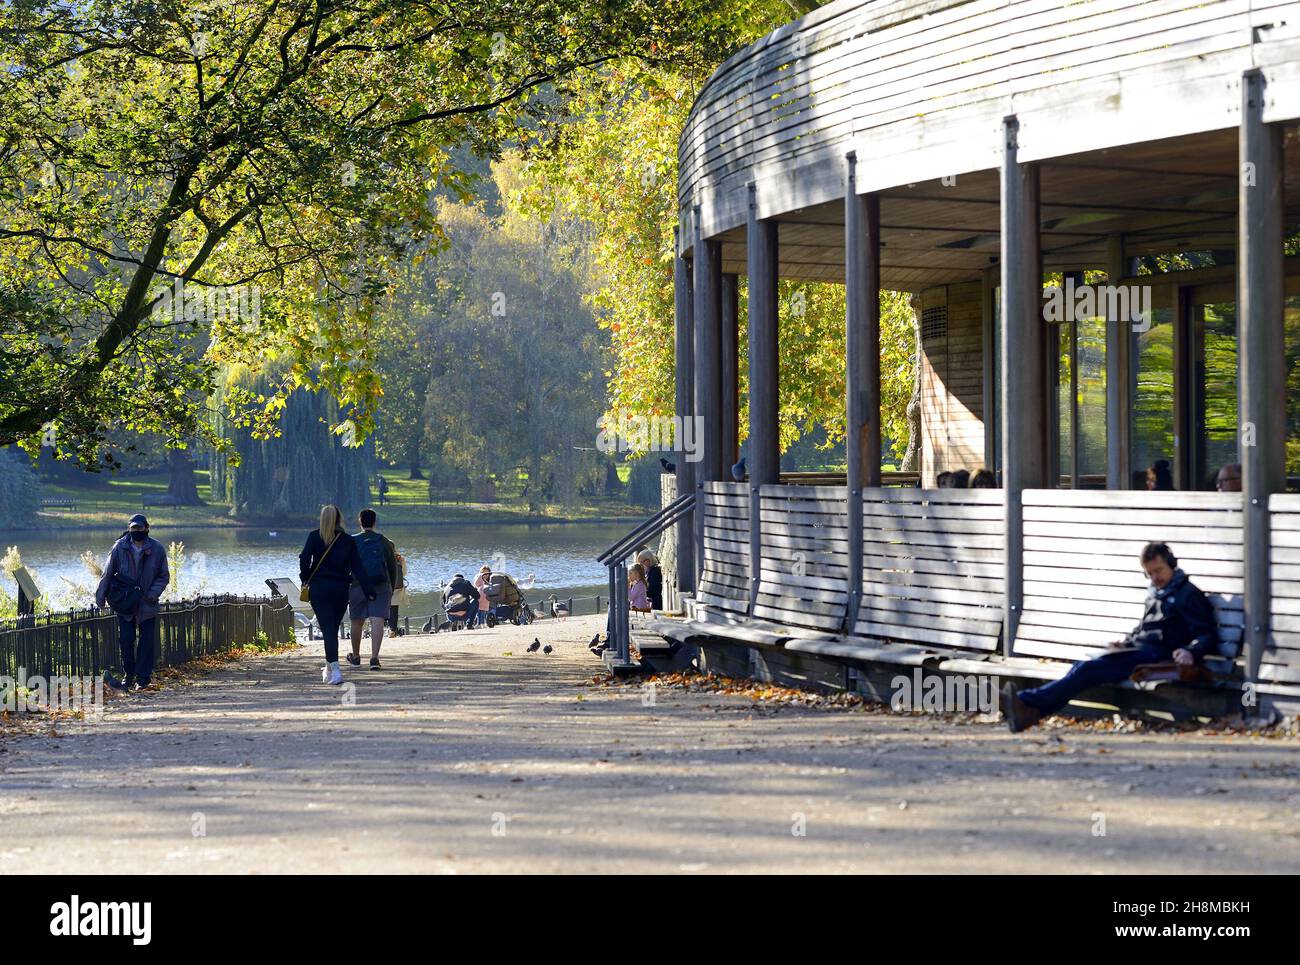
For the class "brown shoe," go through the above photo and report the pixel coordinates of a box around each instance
[1000,682,1042,733]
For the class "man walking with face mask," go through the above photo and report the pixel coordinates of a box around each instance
[96,514,170,692]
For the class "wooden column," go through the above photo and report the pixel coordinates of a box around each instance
[1239,68,1286,684]
[692,206,723,587]
[721,273,741,471]
[999,116,1046,655]
[747,184,780,614]
[1104,235,1132,489]
[845,153,881,629]
[673,225,695,594]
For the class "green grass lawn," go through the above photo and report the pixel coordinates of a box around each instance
[32,469,648,530]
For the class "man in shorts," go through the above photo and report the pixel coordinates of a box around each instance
[348,508,398,670]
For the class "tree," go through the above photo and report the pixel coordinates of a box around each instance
[415,156,609,513]
[519,34,918,466]
[211,361,372,520]
[0,0,746,465]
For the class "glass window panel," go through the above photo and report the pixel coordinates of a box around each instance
[1132,306,1175,488]
[1195,301,1238,490]
[1077,312,1108,479]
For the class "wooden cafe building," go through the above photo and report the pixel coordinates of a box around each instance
[650,0,1300,716]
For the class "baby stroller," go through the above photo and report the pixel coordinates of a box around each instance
[442,585,478,630]
[483,572,535,627]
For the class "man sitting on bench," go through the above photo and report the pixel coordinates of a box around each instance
[1001,541,1219,733]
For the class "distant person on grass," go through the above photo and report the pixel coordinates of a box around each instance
[348,508,398,670]
[96,514,169,692]
[299,505,376,686]
[1000,542,1219,732]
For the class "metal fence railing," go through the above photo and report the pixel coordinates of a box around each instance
[0,594,294,681]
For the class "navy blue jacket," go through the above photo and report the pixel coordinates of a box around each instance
[1127,569,1220,658]
[299,531,376,597]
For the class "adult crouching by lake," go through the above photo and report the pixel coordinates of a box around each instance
[300,505,377,686]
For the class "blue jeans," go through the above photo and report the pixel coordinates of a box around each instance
[1018,644,1165,715]
[118,615,158,685]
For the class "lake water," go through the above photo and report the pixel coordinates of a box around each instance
[3,521,634,621]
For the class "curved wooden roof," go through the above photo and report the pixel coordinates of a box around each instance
[678,0,1300,288]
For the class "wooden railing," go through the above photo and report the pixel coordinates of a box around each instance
[0,595,293,682]
[680,0,1299,244]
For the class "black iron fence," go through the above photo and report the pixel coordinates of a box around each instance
[0,595,294,681]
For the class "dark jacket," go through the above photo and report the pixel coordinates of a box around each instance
[1127,569,1220,658]
[95,535,170,622]
[446,576,477,612]
[645,564,664,610]
[353,529,399,587]
[299,531,376,598]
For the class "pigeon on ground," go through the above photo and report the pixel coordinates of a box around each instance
[421,617,434,633]
[526,638,541,653]
[588,633,601,649]
[543,644,553,655]
[659,457,676,474]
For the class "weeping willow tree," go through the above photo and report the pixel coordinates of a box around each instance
[0,447,40,529]
[211,364,372,521]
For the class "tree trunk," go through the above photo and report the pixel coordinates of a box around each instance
[166,448,204,504]
[899,294,924,472]
[408,433,425,479]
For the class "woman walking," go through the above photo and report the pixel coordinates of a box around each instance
[299,505,377,685]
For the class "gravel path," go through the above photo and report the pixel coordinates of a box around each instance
[2,614,1297,874]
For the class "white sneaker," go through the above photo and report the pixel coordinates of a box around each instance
[327,661,343,686]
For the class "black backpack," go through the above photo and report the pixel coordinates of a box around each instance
[355,531,388,584]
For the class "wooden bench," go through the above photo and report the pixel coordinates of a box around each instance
[696,482,751,618]
[753,484,851,638]
[1013,489,1243,675]
[853,487,1005,653]
[1264,494,1300,698]
[141,493,186,509]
